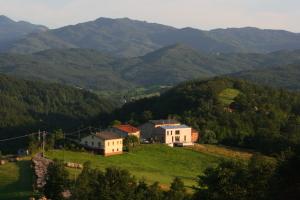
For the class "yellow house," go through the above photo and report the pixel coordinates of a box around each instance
[81,132,123,156]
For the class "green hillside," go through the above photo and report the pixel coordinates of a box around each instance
[0,73,116,154]
[98,76,300,156]
[227,62,300,91]
[2,16,300,57]
[1,46,300,91]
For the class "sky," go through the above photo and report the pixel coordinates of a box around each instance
[1,0,300,32]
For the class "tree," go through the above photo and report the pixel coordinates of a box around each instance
[166,177,190,200]
[124,135,139,147]
[44,158,70,200]
[27,133,40,155]
[110,120,122,126]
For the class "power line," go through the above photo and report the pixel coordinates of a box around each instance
[0,132,38,142]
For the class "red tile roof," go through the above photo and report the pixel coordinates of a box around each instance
[113,125,141,133]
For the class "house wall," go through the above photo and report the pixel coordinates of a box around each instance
[137,122,155,139]
[152,127,166,143]
[81,135,104,148]
[81,135,123,156]
[105,139,123,155]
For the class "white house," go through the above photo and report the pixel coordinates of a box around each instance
[152,125,194,147]
[80,132,123,156]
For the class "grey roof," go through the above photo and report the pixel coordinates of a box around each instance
[158,125,190,129]
[94,132,123,140]
[149,119,180,125]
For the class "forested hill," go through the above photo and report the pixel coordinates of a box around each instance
[1,46,300,91]
[0,15,49,45]
[0,73,116,153]
[1,16,300,57]
[100,76,300,156]
[227,62,300,91]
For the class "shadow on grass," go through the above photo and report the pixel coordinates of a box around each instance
[0,159,42,200]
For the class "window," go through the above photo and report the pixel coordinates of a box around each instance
[167,131,169,135]
[85,141,88,145]
[108,142,110,146]
[175,136,180,141]
[117,141,119,144]
[175,130,180,135]
[92,136,94,139]
[92,142,94,146]
[171,131,172,135]
[98,142,101,147]
[184,135,186,141]
[112,149,114,152]
[113,141,114,145]
[117,148,119,151]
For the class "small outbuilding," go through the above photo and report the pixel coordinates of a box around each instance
[18,149,29,157]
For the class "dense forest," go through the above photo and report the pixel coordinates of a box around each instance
[1,46,300,91]
[97,76,300,156]
[228,62,300,91]
[0,73,116,154]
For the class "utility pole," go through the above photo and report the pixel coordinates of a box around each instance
[42,131,46,158]
[63,132,65,162]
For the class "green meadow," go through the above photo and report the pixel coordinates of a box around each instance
[0,158,42,200]
[219,88,240,105]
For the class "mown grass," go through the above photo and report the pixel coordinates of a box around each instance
[0,158,42,200]
[45,144,258,191]
[219,88,240,105]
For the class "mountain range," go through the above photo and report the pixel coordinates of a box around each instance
[0,44,300,91]
[0,15,48,45]
[1,16,300,57]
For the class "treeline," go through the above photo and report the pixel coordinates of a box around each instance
[44,151,300,200]
[0,73,116,154]
[97,76,300,156]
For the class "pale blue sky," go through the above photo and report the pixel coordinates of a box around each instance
[1,0,299,32]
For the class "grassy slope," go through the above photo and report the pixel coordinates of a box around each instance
[0,157,42,200]
[45,144,256,191]
[219,88,240,105]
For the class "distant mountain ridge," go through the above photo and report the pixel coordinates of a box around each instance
[1,16,300,57]
[1,44,300,91]
[0,15,49,45]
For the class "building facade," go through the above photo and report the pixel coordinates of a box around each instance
[152,125,194,147]
[80,132,123,156]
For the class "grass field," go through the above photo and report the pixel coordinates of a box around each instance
[0,158,42,200]
[45,144,256,191]
[219,88,240,105]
